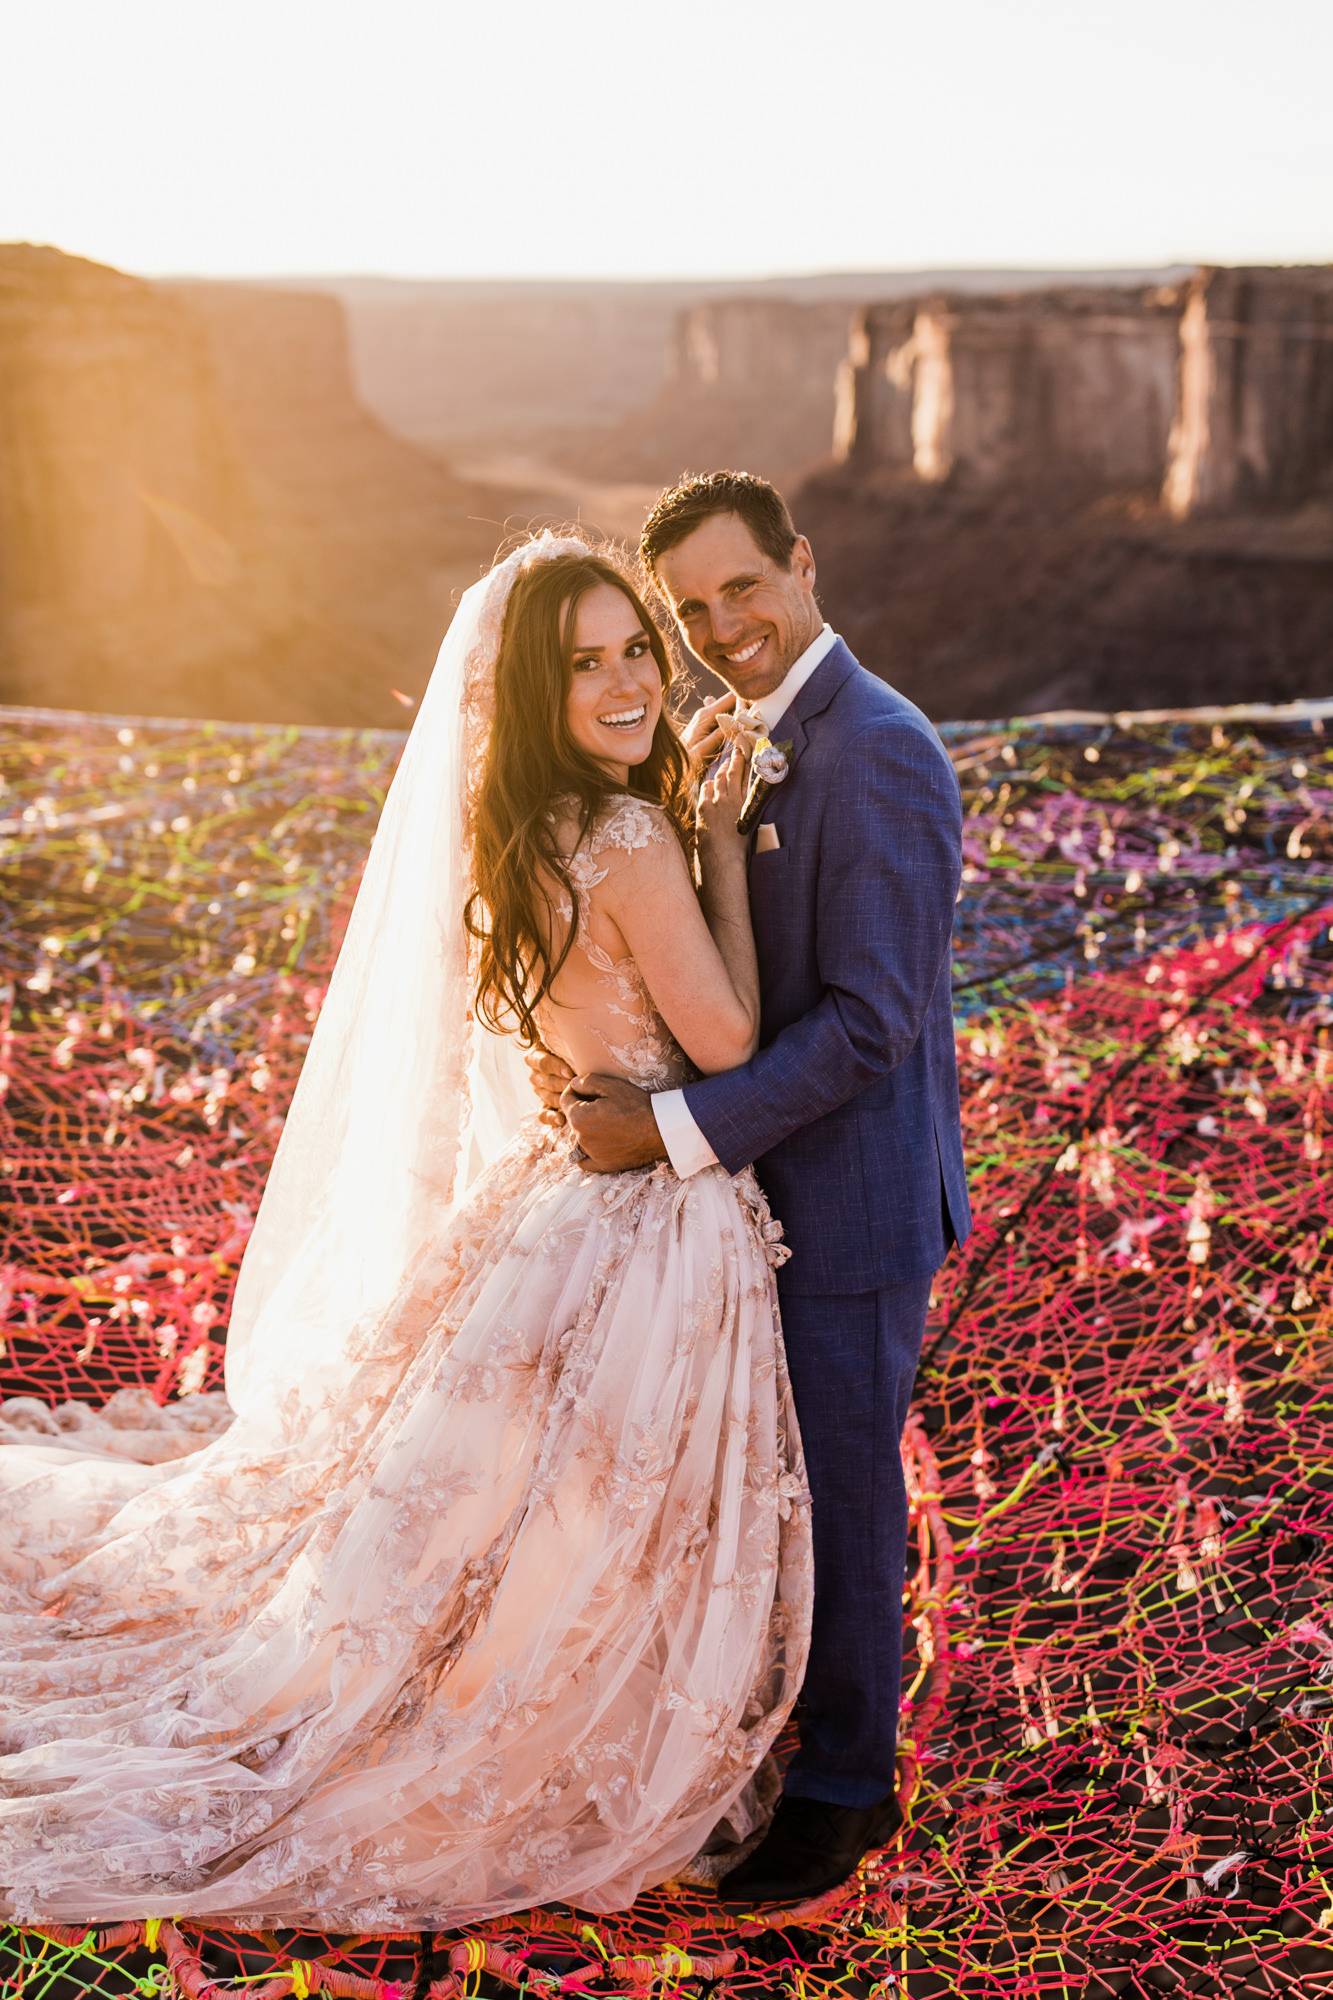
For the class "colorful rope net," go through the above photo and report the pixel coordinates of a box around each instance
[1,700,1332,1999]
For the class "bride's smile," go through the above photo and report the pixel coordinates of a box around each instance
[564,583,663,780]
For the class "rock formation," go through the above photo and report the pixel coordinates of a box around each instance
[836,286,1183,490]
[805,267,1333,718]
[0,247,511,723]
[1163,266,1333,516]
[324,271,1178,475]
[835,269,1333,519]
[170,281,510,718]
[0,245,259,711]
[567,298,857,490]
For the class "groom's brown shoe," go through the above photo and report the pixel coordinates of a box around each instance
[717,1792,903,1911]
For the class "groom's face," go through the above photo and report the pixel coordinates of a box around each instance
[654,513,822,703]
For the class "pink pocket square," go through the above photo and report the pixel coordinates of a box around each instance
[754,823,781,852]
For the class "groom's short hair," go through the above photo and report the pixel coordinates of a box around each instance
[640,471,799,577]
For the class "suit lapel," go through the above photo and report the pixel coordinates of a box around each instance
[772,640,858,780]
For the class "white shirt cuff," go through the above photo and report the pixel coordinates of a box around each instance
[652,1089,719,1178]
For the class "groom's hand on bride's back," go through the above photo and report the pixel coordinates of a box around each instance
[563,1075,667,1172]
[522,1050,666,1168]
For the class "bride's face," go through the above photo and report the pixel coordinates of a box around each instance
[563,583,663,780]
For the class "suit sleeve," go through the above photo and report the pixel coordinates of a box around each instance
[682,716,961,1174]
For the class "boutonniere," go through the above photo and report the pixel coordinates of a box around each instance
[737,737,792,835]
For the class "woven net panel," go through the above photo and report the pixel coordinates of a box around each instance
[914,910,1333,1997]
[1,703,1331,1998]
[0,718,388,1406]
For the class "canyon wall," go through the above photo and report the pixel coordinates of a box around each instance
[836,286,1183,489]
[170,282,508,715]
[2,248,1327,728]
[804,268,1333,721]
[0,248,508,723]
[569,297,857,489]
[1163,266,1333,516]
[322,270,1185,474]
[836,268,1333,516]
[0,245,261,705]
[333,263,1330,527]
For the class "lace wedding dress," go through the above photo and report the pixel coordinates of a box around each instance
[0,794,812,1930]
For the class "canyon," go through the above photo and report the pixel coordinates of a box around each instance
[0,245,1329,724]
[0,246,512,724]
[802,266,1333,717]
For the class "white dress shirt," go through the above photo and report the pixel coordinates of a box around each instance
[652,622,839,1179]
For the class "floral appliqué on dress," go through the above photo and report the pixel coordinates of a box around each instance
[0,794,812,1931]
[541,796,693,1093]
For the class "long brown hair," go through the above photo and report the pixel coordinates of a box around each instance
[465,550,692,1047]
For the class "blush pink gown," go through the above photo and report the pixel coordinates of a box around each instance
[0,798,812,1931]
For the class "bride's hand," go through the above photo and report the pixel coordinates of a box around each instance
[525,1042,574,1127]
[696,742,749,862]
[681,692,739,773]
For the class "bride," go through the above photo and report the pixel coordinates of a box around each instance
[0,536,812,1930]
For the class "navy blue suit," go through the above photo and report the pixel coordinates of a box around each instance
[684,639,970,1806]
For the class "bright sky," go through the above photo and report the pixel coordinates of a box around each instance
[0,0,1329,280]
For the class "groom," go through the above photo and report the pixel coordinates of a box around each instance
[532,471,970,1909]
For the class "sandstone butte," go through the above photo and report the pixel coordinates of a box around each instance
[0,244,514,726]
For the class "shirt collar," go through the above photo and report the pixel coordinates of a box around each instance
[751,623,838,735]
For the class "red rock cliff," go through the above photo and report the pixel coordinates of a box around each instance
[571,298,857,488]
[0,245,262,706]
[0,248,509,722]
[836,286,1183,490]
[1163,266,1333,516]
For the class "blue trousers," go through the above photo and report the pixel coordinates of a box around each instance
[777,1273,933,1809]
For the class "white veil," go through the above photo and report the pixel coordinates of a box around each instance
[224,533,592,1420]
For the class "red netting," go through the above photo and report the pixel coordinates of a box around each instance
[2,703,1332,1998]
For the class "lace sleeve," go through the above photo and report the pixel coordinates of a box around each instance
[548,792,676,924]
[585,795,675,861]
[562,797,676,909]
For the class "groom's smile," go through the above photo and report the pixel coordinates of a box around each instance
[725,636,767,666]
[654,513,823,703]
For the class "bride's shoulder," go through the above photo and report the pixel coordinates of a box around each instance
[571,797,690,920]
[586,793,676,859]
[544,794,684,907]
[545,792,674,860]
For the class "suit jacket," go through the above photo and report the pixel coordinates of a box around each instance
[683,639,972,1296]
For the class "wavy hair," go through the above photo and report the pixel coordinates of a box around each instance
[465,550,691,1048]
